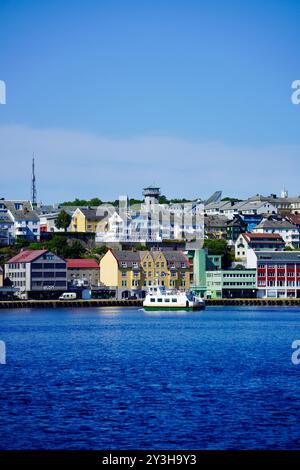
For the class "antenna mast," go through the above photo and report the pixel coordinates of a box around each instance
[31,154,37,206]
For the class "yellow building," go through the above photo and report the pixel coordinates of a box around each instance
[71,208,107,233]
[0,267,3,287]
[100,249,191,298]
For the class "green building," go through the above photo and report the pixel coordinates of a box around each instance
[206,269,257,299]
[187,248,222,297]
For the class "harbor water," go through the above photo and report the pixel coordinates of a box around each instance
[1,306,300,449]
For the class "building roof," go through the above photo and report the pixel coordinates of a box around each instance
[0,213,13,224]
[241,233,285,244]
[8,249,49,263]
[204,214,228,228]
[78,208,106,222]
[226,215,247,227]
[287,214,300,226]
[254,219,297,230]
[2,200,39,221]
[111,250,143,267]
[255,251,300,262]
[111,249,190,268]
[153,250,190,267]
[66,259,99,269]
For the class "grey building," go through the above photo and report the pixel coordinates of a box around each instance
[5,249,67,299]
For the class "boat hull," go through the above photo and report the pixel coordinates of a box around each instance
[143,305,205,311]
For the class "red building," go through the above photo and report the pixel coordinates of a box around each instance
[252,251,300,298]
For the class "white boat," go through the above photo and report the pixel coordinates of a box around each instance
[143,285,205,311]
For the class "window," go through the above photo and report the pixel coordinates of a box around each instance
[165,298,170,302]
[44,263,55,269]
[122,280,127,287]
[44,272,55,278]
[157,298,163,303]
[32,271,42,278]
[150,298,155,303]
[55,263,65,269]
[172,298,177,303]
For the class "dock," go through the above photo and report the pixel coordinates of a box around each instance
[0,299,143,309]
[0,298,300,309]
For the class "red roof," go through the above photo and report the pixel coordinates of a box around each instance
[66,259,99,269]
[243,232,284,241]
[287,215,300,225]
[8,250,48,263]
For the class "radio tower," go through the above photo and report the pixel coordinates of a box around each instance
[31,155,37,207]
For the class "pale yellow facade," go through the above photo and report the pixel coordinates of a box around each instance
[71,209,86,232]
[0,268,3,287]
[99,249,119,286]
[71,208,103,233]
[100,250,191,290]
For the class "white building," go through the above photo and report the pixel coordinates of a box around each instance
[95,187,204,243]
[235,232,285,262]
[0,200,40,242]
[253,218,299,248]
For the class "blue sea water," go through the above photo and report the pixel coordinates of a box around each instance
[1,306,300,450]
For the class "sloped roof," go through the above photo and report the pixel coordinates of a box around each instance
[3,201,39,221]
[254,219,297,230]
[287,214,300,225]
[8,250,48,263]
[157,251,190,267]
[79,208,107,222]
[0,213,13,224]
[111,250,144,267]
[67,259,99,269]
[242,232,284,243]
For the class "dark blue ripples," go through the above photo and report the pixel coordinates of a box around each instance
[1,306,300,449]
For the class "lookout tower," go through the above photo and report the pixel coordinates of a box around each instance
[143,186,160,207]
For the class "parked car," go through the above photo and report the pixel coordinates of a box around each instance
[59,292,77,300]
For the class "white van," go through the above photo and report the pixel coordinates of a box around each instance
[59,292,77,300]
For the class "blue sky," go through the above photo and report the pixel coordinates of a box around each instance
[0,0,300,202]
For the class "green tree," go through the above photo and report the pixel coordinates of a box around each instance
[60,197,102,206]
[221,197,242,203]
[55,210,72,232]
[64,240,86,258]
[158,195,169,204]
[203,238,234,269]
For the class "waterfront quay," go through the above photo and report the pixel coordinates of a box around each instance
[1,298,300,309]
